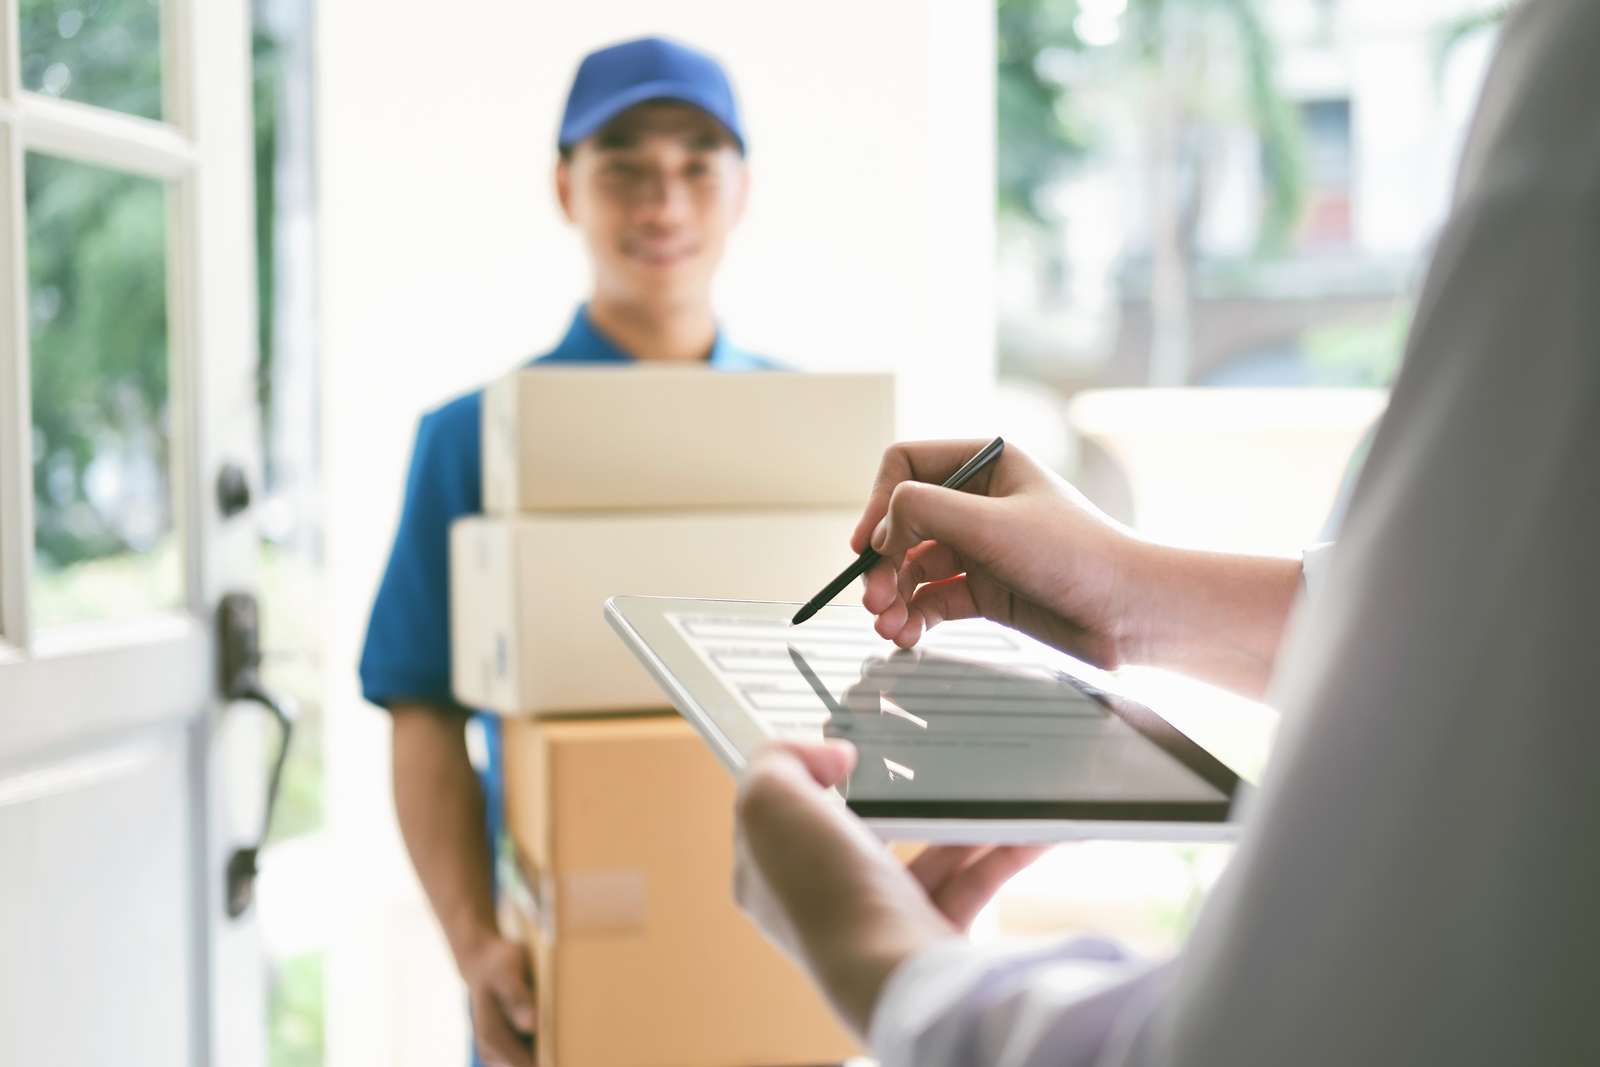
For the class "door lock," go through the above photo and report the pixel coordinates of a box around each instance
[216,463,252,520]
[216,592,297,920]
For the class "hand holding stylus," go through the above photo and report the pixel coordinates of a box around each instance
[852,439,1136,658]
[791,437,1006,625]
[852,439,1302,699]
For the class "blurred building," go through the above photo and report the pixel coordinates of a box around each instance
[998,0,1501,391]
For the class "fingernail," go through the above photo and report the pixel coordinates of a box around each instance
[871,517,888,551]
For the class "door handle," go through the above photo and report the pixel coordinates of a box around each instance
[216,592,298,920]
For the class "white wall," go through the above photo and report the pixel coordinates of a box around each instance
[316,3,995,1063]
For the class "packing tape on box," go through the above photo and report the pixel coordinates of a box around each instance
[560,868,649,937]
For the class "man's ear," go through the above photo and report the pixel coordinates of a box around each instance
[728,158,750,228]
[555,157,576,222]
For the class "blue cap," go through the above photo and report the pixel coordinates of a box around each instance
[559,37,745,154]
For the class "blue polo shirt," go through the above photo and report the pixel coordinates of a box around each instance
[358,306,782,911]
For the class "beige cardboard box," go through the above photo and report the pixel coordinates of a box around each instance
[481,366,894,513]
[504,715,860,1067]
[450,509,862,715]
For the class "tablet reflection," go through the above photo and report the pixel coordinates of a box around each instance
[784,643,1234,807]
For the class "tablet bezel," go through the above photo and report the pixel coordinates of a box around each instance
[605,595,1243,840]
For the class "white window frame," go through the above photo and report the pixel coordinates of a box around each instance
[0,0,240,656]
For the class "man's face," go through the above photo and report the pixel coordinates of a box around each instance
[557,102,746,304]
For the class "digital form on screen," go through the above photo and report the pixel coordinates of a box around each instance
[665,613,1231,808]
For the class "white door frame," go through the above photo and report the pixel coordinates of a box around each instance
[0,0,264,1063]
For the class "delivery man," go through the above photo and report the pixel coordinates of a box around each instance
[359,37,780,1067]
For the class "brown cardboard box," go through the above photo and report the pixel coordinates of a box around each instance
[503,715,861,1067]
[450,509,862,715]
[481,366,894,514]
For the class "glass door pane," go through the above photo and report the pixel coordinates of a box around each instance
[19,0,163,121]
[27,153,178,626]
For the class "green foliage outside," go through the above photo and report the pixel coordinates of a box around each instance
[27,154,172,578]
[252,19,325,1064]
[269,952,325,1067]
[997,0,1307,256]
[997,0,1093,222]
[255,25,279,467]
[19,0,162,120]
[250,10,323,847]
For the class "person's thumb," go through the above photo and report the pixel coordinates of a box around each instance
[764,738,857,788]
[872,480,996,560]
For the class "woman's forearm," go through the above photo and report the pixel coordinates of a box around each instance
[1116,542,1303,699]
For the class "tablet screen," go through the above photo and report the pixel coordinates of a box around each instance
[665,611,1236,821]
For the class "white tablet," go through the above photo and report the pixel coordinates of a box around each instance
[605,596,1247,844]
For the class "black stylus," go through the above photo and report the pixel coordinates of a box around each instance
[790,436,1006,626]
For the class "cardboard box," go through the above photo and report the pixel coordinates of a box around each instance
[503,715,860,1067]
[450,509,862,715]
[481,366,894,513]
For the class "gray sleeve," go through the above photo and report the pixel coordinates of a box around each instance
[866,2,1600,1062]
[869,938,1171,1067]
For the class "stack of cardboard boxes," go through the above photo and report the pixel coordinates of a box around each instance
[450,365,895,1067]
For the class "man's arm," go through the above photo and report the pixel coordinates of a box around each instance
[391,702,535,1067]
